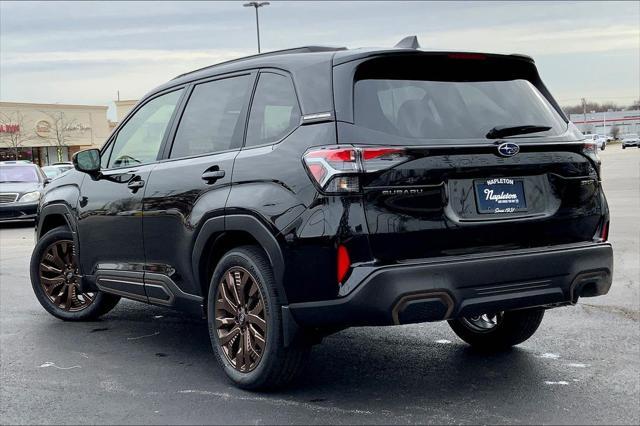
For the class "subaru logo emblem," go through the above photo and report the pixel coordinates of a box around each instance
[497,142,520,157]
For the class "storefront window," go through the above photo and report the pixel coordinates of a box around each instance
[0,147,38,163]
[44,146,69,164]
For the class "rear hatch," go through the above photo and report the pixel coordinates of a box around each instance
[333,52,607,261]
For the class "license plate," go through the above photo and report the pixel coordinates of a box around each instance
[474,178,527,214]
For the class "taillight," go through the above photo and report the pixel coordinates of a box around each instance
[581,141,601,173]
[582,142,598,154]
[601,221,609,241]
[303,146,410,193]
[596,220,609,242]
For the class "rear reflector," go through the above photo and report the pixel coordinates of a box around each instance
[337,245,351,284]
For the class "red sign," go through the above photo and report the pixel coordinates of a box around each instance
[0,124,20,133]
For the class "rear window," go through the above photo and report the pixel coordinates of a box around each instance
[353,56,567,140]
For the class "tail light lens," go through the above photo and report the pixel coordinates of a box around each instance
[582,142,598,154]
[303,146,410,193]
[595,220,609,242]
[582,142,601,174]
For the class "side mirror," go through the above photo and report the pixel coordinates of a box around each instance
[73,149,101,174]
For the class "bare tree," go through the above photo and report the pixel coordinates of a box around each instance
[41,111,79,163]
[563,101,621,115]
[610,125,621,140]
[0,110,36,160]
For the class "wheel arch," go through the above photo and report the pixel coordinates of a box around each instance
[192,214,287,305]
[37,203,77,240]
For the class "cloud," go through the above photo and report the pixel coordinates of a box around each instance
[2,49,248,67]
[1,1,638,106]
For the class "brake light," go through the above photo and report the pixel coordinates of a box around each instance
[337,245,351,284]
[447,53,486,60]
[303,146,410,193]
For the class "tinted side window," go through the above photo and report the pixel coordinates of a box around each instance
[170,75,252,158]
[100,141,113,169]
[108,90,182,168]
[245,73,300,147]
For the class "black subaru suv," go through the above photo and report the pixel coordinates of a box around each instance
[31,41,613,390]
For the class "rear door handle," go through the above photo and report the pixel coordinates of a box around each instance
[201,170,225,183]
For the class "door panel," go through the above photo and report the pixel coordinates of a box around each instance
[142,73,255,296]
[78,89,184,277]
[77,165,154,275]
[142,152,237,295]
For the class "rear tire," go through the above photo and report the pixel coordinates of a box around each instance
[30,226,120,321]
[448,308,544,351]
[208,245,310,390]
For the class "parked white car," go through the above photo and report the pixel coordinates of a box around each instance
[583,134,607,150]
[621,134,639,149]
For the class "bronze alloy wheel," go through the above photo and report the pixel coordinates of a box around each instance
[39,239,95,312]
[214,266,268,373]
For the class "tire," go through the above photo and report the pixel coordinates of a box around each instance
[207,245,310,390]
[448,308,545,351]
[622,145,626,149]
[30,226,120,321]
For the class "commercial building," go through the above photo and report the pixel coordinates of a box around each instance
[0,102,110,165]
[0,100,139,166]
[569,109,640,137]
[114,99,138,123]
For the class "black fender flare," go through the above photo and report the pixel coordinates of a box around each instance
[37,202,84,276]
[37,202,77,239]
[192,214,287,303]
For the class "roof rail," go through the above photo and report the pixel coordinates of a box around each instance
[172,45,347,80]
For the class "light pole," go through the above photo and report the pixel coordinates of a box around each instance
[243,1,270,54]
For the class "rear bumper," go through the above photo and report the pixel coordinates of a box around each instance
[288,242,613,328]
[0,202,37,222]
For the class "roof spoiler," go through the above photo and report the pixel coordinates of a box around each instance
[394,35,421,49]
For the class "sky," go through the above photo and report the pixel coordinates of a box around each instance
[1,0,639,118]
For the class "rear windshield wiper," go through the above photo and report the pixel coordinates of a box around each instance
[486,125,551,139]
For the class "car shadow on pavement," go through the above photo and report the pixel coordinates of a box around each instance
[30,299,556,413]
[297,328,549,400]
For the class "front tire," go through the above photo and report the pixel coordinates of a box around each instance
[30,226,120,321]
[208,245,310,390]
[448,308,544,351]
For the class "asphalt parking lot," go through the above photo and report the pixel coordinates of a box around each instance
[1,146,638,425]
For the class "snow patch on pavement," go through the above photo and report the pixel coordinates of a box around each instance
[539,353,561,359]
